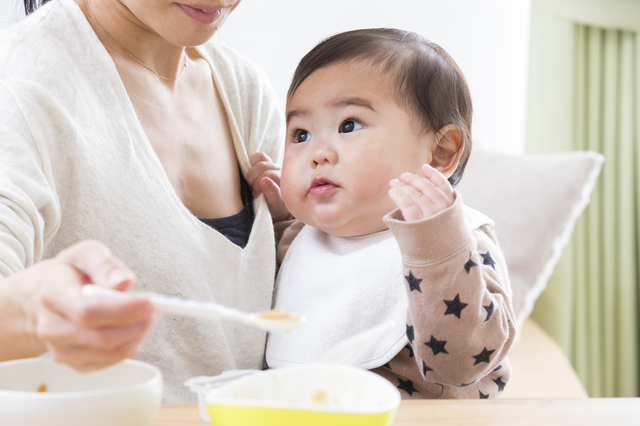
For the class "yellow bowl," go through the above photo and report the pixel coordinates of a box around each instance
[205,364,400,426]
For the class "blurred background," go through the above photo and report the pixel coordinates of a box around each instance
[2,0,638,398]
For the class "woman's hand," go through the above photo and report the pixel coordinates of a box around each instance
[388,164,456,222]
[247,152,290,221]
[1,240,156,372]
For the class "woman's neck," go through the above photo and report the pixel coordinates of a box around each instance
[75,0,187,80]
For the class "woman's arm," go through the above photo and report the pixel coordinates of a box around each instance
[0,269,45,360]
[0,83,155,370]
[0,241,156,371]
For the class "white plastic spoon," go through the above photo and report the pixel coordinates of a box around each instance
[81,284,306,333]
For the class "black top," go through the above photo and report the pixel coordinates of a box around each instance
[199,173,254,249]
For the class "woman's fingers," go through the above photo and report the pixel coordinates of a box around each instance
[40,309,154,356]
[32,241,156,371]
[48,337,148,372]
[45,243,153,328]
[56,240,135,290]
[46,289,154,329]
[40,306,156,372]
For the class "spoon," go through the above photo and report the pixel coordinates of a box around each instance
[81,284,306,333]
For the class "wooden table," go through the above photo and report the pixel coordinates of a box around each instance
[154,398,640,425]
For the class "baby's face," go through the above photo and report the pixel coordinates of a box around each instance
[281,62,435,237]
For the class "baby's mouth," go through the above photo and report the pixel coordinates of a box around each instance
[309,177,339,196]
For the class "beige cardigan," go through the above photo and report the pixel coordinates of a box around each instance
[0,0,284,402]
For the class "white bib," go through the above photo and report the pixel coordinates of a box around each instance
[266,206,494,370]
[266,226,409,369]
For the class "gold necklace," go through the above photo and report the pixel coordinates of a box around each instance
[81,0,188,81]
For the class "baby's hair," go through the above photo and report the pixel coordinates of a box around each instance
[287,28,473,187]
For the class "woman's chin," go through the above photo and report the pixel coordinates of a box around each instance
[161,28,220,48]
[160,9,230,47]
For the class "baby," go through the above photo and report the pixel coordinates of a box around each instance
[249,28,516,399]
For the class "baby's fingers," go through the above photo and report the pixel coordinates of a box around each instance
[260,177,290,221]
[389,182,426,222]
[389,178,442,221]
[422,164,455,201]
[247,154,281,197]
[399,172,452,209]
[249,152,273,167]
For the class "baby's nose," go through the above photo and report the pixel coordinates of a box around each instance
[309,141,338,167]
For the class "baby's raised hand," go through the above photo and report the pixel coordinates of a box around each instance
[247,152,290,221]
[388,164,456,222]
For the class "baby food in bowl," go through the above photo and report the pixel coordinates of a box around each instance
[204,364,400,426]
[0,357,162,426]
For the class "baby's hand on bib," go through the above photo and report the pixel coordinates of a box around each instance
[388,164,455,222]
[247,152,290,221]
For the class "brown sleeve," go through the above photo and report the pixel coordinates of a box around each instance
[275,219,305,264]
[384,193,517,388]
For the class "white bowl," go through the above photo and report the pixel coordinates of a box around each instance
[0,358,163,426]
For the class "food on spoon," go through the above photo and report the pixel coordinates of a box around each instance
[257,307,302,321]
[37,383,47,392]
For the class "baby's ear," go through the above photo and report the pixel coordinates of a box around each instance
[430,125,464,178]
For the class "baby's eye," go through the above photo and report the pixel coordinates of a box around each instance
[339,120,364,133]
[293,130,312,143]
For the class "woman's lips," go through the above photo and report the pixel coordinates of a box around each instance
[178,4,224,25]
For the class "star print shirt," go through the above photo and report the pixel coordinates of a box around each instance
[276,193,517,399]
[370,193,516,399]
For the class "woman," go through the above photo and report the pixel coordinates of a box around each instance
[0,0,286,401]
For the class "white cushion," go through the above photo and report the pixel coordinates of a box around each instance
[456,150,604,327]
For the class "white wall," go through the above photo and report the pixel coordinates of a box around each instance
[1,0,531,153]
[217,0,532,154]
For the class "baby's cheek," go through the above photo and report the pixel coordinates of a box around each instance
[355,182,396,215]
